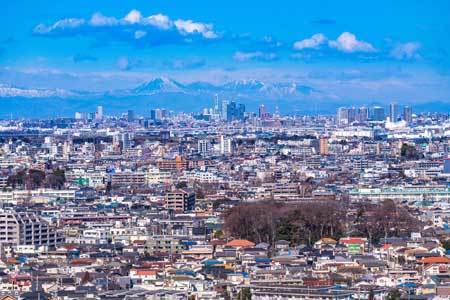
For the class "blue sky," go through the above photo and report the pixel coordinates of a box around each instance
[2,0,450,104]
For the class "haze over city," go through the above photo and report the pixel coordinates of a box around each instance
[1,0,450,117]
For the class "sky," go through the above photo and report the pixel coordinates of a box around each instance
[1,0,450,105]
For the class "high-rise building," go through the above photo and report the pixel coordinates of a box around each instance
[372,106,385,121]
[213,94,220,115]
[226,101,237,122]
[197,139,210,155]
[74,112,85,120]
[151,108,163,121]
[337,107,350,125]
[96,106,103,120]
[357,107,368,123]
[259,104,267,119]
[403,106,412,124]
[165,189,196,212]
[389,102,398,122]
[319,137,329,155]
[220,135,233,155]
[121,132,132,149]
[127,110,135,122]
[221,100,229,121]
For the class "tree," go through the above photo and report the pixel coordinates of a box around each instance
[81,271,92,285]
[224,201,346,246]
[387,288,401,300]
[237,287,251,300]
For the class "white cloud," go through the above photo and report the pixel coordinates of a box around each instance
[34,9,218,42]
[89,12,118,26]
[390,42,421,60]
[174,19,218,39]
[145,14,172,30]
[134,30,147,40]
[34,18,85,34]
[328,32,376,53]
[293,33,327,50]
[233,51,278,62]
[123,9,142,24]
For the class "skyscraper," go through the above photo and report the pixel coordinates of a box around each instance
[336,107,349,125]
[221,100,229,121]
[127,110,135,122]
[259,104,267,119]
[96,106,103,120]
[357,107,368,123]
[151,108,163,121]
[389,102,398,122]
[220,135,233,155]
[213,94,220,114]
[319,137,329,155]
[403,106,412,124]
[372,106,385,121]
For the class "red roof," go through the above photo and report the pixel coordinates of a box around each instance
[70,258,95,266]
[131,269,157,276]
[340,237,365,245]
[225,239,255,248]
[420,257,450,264]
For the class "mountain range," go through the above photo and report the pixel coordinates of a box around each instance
[0,77,449,118]
[0,77,322,99]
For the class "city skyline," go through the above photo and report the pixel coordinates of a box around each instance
[1,1,450,117]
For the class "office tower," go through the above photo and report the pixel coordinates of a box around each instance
[319,137,329,155]
[237,103,246,121]
[221,100,229,120]
[389,102,398,122]
[259,104,267,119]
[226,101,236,122]
[0,211,64,247]
[336,107,349,125]
[403,106,412,124]
[161,109,167,119]
[347,107,357,123]
[151,108,163,121]
[113,133,121,147]
[197,139,210,155]
[127,110,135,122]
[165,189,196,212]
[225,101,245,122]
[74,112,85,120]
[220,135,233,155]
[372,106,385,121]
[96,106,103,120]
[213,94,220,114]
[121,132,131,149]
[357,107,368,123]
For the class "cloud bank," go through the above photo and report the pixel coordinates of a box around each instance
[33,9,219,47]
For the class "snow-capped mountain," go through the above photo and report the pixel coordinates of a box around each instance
[132,77,186,94]
[129,77,318,98]
[0,84,76,98]
[0,77,322,100]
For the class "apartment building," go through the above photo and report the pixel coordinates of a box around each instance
[164,189,196,212]
[0,210,64,247]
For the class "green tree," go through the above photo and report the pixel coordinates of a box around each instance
[387,289,401,300]
[237,288,251,300]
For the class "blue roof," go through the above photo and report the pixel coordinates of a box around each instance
[175,269,196,277]
[255,258,272,263]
